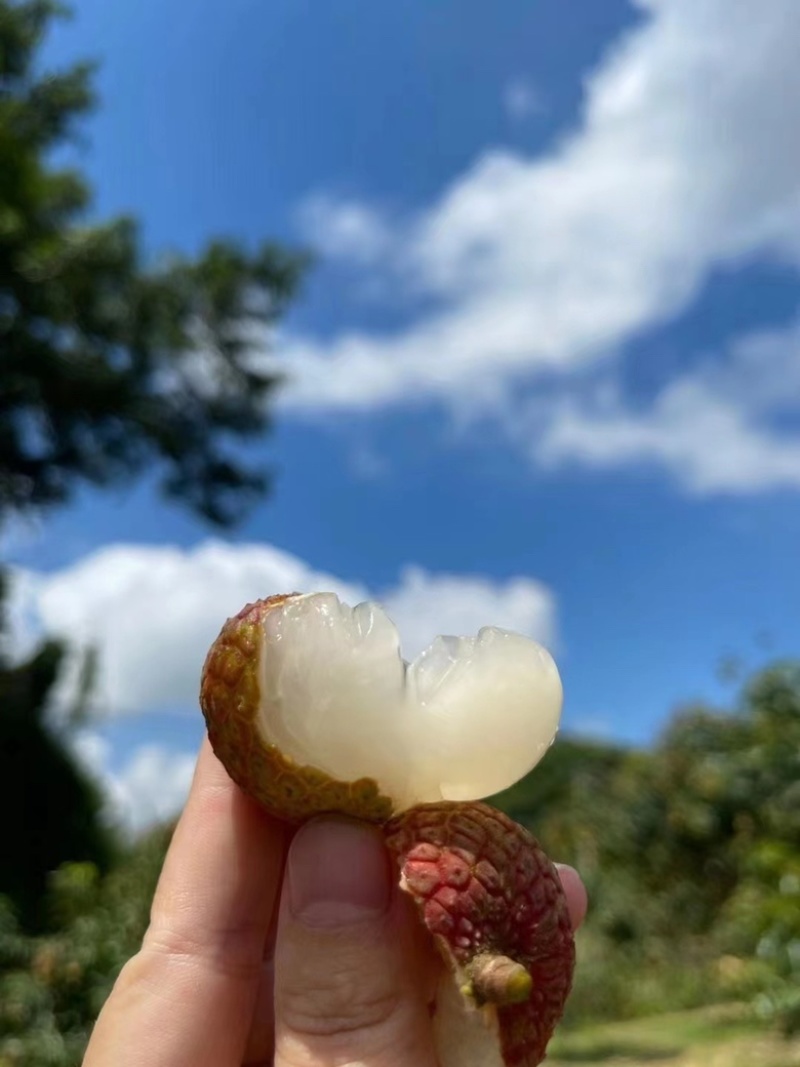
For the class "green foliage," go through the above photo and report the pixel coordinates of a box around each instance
[717,839,800,1034]
[0,0,309,528]
[0,825,171,1066]
[493,661,800,1033]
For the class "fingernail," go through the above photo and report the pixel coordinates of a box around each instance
[288,818,392,927]
[555,864,589,929]
[555,863,579,881]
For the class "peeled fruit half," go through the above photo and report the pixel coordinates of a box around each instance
[200,592,576,1067]
[201,592,564,822]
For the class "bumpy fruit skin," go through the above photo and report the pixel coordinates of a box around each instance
[200,596,394,824]
[385,801,575,1067]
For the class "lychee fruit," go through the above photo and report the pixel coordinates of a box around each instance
[200,591,575,1067]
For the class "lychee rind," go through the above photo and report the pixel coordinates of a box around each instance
[200,596,394,825]
[385,801,575,1067]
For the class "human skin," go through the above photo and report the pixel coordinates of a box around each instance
[83,739,588,1067]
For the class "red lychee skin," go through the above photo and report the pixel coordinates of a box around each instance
[385,801,575,1067]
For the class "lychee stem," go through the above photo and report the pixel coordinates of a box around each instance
[462,953,533,1007]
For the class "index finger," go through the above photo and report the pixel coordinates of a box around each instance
[84,738,289,1067]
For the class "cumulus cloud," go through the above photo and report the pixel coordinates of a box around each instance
[533,316,800,493]
[279,0,800,492]
[384,567,556,661]
[110,746,196,832]
[9,541,557,718]
[72,732,195,833]
[14,541,359,717]
[537,385,800,493]
[296,193,394,266]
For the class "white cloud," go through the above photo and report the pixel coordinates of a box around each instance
[296,193,394,265]
[110,746,196,832]
[72,731,196,833]
[386,567,555,658]
[13,541,360,717]
[9,541,557,718]
[503,77,545,121]
[533,316,800,493]
[277,0,800,492]
[537,385,800,494]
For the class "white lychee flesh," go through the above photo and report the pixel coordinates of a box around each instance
[258,592,562,810]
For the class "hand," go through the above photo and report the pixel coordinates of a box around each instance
[84,739,587,1067]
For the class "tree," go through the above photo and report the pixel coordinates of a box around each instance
[0,826,174,1066]
[0,619,116,930]
[0,0,309,927]
[1,0,309,529]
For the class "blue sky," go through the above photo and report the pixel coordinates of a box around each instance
[7,0,800,829]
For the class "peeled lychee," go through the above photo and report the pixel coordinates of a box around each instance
[200,591,575,1067]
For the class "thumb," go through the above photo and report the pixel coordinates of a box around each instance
[273,818,438,1067]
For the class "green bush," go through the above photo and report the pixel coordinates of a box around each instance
[0,827,171,1067]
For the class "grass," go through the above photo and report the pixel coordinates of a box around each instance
[547,1004,800,1066]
